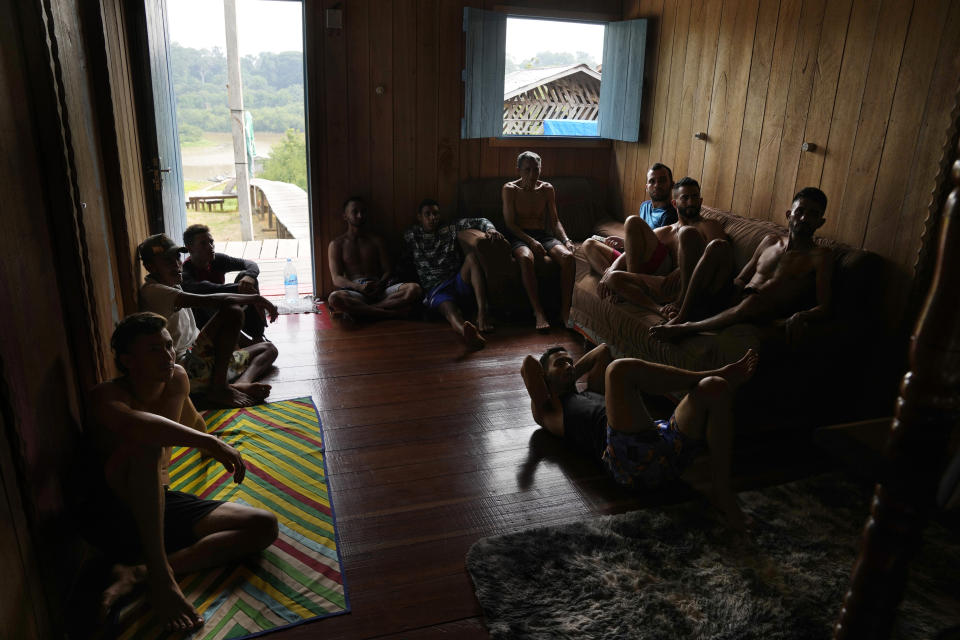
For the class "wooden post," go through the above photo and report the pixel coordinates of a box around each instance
[833,122,960,636]
[224,0,254,241]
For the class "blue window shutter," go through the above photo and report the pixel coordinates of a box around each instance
[598,19,647,142]
[462,8,506,139]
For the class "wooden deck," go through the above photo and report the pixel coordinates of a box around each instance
[220,238,314,298]
[251,178,309,240]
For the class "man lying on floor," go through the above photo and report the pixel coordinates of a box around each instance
[85,312,279,632]
[521,344,758,530]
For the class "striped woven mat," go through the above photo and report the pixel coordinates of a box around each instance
[116,397,349,639]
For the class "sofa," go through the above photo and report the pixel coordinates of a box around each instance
[455,177,888,432]
[569,205,888,433]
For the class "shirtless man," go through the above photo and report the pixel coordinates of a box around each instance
[585,177,731,315]
[327,196,422,320]
[502,151,576,330]
[138,234,279,408]
[521,343,758,530]
[88,312,278,631]
[650,187,832,342]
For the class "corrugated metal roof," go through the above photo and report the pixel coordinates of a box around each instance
[504,63,601,99]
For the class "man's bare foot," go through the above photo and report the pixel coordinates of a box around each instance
[712,491,751,534]
[206,385,254,408]
[648,322,687,341]
[659,301,680,321]
[476,314,495,333]
[150,579,204,632]
[534,312,550,332]
[99,564,146,623]
[715,348,759,390]
[462,321,486,350]
[233,382,271,402]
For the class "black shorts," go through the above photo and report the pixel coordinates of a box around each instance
[84,488,224,563]
[505,228,562,253]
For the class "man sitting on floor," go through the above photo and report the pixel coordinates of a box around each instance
[138,233,278,407]
[502,150,577,330]
[327,196,422,320]
[582,177,730,317]
[521,344,758,530]
[402,198,505,350]
[650,187,832,343]
[181,224,268,344]
[87,312,279,632]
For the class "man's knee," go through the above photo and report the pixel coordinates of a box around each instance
[624,215,649,236]
[258,342,279,363]
[693,376,731,405]
[678,225,705,248]
[555,250,574,268]
[401,283,422,302]
[327,290,349,310]
[106,445,163,494]
[246,508,279,550]
[515,251,535,269]
[220,303,244,324]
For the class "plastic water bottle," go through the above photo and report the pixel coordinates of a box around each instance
[284,258,298,301]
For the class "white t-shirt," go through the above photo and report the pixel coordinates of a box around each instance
[139,277,200,358]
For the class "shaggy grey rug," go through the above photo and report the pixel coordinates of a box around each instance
[466,474,960,639]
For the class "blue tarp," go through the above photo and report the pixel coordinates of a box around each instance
[542,119,598,136]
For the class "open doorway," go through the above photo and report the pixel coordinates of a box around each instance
[166,0,312,299]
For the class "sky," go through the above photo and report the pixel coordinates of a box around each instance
[166,4,603,61]
[167,0,303,55]
[506,17,605,63]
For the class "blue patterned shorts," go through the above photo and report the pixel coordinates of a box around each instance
[601,415,698,490]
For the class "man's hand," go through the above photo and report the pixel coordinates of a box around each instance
[659,301,680,320]
[486,229,505,243]
[208,437,246,484]
[237,276,258,295]
[527,240,547,258]
[563,238,575,251]
[252,296,279,322]
[784,311,809,346]
[358,280,384,297]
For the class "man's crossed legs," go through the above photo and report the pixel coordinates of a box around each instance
[97,443,278,632]
[184,303,278,407]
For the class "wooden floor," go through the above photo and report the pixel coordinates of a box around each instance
[256,310,823,639]
[219,239,313,298]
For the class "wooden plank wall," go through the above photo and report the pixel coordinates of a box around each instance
[308,0,618,296]
[614,0,960,325]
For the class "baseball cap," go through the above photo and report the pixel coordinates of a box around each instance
[138,233,188,265]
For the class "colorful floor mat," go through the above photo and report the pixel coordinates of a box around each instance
[116,397,349,639]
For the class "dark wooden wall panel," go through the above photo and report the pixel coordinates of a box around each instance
[611,0,960,326]
[308,0,616,293]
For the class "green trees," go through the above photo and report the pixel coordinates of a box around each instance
[171,44,304,134]
[260,129,307,190]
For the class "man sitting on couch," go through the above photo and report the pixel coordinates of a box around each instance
[583,177,730,316]
[650,187,832,343]
[582,163,677,275]
[402,198,504,350]
[502,150,577,330]
[521,343,758,530]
